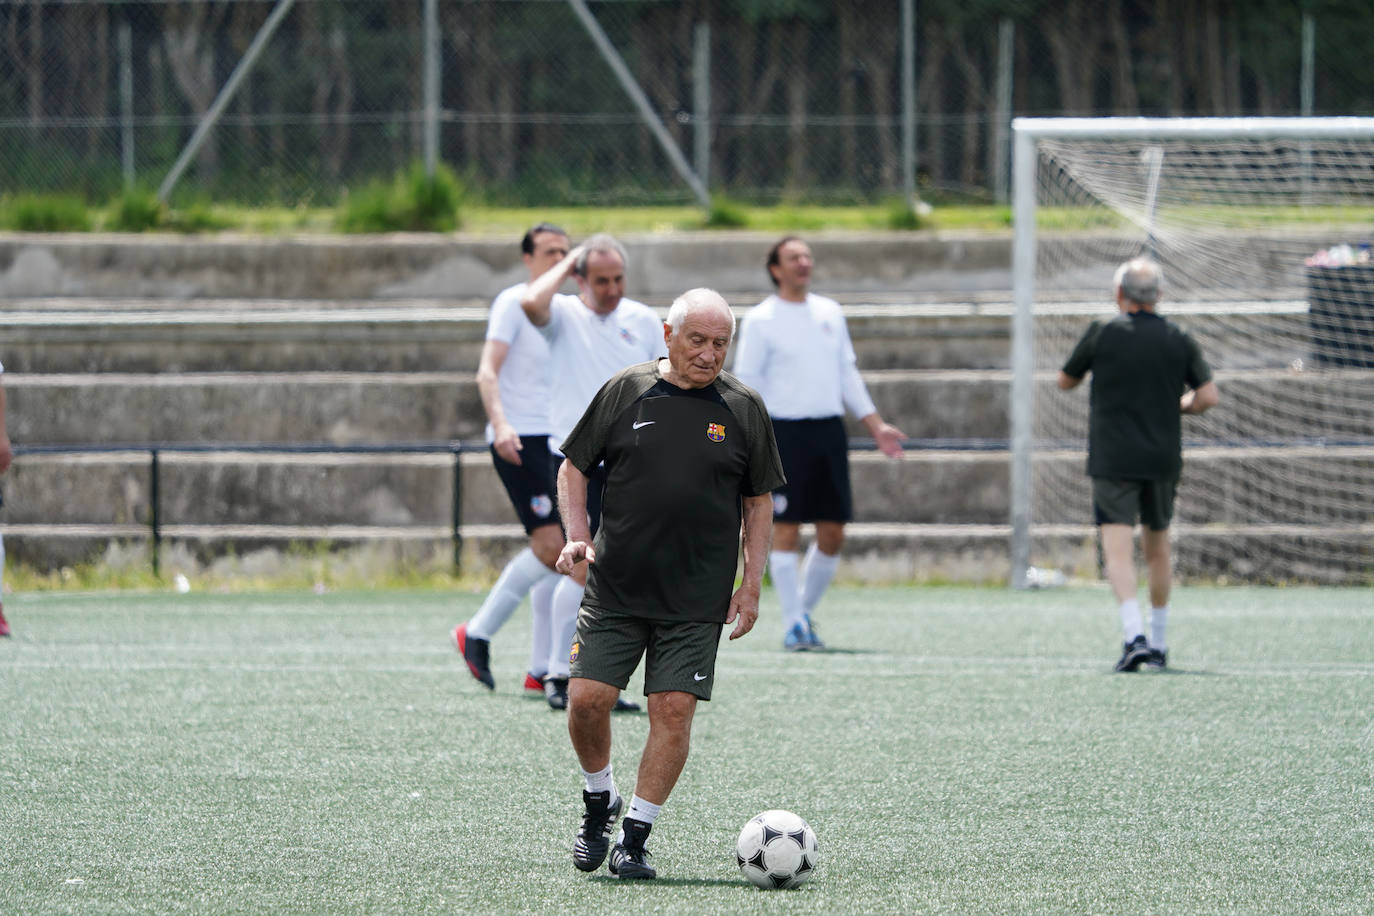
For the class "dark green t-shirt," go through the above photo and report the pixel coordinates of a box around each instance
[560,361,786,623]
[1061,311,1213,480]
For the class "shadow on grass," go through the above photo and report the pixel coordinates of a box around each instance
[589,875,766,889]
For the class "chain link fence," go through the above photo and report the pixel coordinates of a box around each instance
[2,0,1372,209]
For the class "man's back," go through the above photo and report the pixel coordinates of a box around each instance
[1072,312,1211,479]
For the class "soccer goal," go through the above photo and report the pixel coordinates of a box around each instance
[1009,117,1374,587]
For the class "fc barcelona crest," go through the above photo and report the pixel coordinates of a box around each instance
[707,422,726,442]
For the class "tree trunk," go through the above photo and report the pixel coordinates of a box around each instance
[1107,0,1138,113]
[162,0,227,182]
[784,21,808,195]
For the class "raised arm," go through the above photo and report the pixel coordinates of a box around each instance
[726,492,774,640]
[521,244,583,328]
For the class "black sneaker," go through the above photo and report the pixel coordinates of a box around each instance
[612,695,642,713]
[1146,648,1168,670]
[572,791,622,872]
[452,623,494,690]
[545,677,569,710]
[608,842,656,879]
[1114,635,1151,673]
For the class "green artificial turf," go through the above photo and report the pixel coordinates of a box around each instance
[1,584,1370,914]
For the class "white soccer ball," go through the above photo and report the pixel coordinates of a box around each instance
[734,809,819,889]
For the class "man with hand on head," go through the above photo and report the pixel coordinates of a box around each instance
[521,233,665,711]
[556,288,784,880]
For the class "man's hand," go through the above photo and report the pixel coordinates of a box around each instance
[725,585,760,640]
[556,539,595,575]
[873,421,906,459]
[492,423,522,465]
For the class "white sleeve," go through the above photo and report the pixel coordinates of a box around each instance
[731,313,766,394]
[836,316,876,419]
[485,288,525,344]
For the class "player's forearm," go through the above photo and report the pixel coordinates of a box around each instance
[521,250,577,325]
[556,460,592,542]
[739,494,774,593]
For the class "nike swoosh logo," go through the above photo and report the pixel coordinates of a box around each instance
[693,672,707,681]
[632,420,656,430]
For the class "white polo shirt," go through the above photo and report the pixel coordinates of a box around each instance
[540,293,666,448]
[732,292,876,421]
[483,282,551,441]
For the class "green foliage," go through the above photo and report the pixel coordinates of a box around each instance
[884,196,928,230]
[335,162,463,233]
[163,199,235,233]
[0,192,91,231]
[704,196,751,228]
[106,187,166,232]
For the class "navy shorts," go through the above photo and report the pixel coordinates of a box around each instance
[491,436,561,534]
[1092,476,1178,531]
[769,417,852,523]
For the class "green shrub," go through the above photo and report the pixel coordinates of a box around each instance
[165,199,234,233]
[884,195,930,230]
[1,193,91,231]
[107,188,165,232]
[703,196,750,228]
[336,162,463,233]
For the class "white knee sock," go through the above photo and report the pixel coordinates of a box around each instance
[799,542,839,616]
[1150,605,1169,650]
[769,550,803,631]
[1118,598,1144,643]
[527,571,558,677]
[547,578,585,679]
[467,548,550,640]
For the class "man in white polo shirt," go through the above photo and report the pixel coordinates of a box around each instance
[522,233,666,709]
[733,235,905,651]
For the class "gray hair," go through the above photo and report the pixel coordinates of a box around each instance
[665,288,736,339]
[1114,257,1162,306]
[574,232,628,276]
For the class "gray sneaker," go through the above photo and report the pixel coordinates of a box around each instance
[1114,635,1151,673]
[1145,648,1168,670]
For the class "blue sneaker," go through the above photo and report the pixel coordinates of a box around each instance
[803,616,826,650]
[784,622,810,652]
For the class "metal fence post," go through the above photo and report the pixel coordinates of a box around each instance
[149,448,161,577]
[451,445,463,574]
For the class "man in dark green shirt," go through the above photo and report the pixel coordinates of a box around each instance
[556,288,784,880]
[1059,258,1220,673]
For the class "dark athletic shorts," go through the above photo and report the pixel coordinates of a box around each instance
[556,457,608,538]
[569,605,724,701]
[1092,476,1178,531]
[491,436,561,534]
[769,416,852,523]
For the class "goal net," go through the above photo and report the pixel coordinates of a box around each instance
[1010,118,1374,586]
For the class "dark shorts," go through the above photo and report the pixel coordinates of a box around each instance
[556,457,608,538]
[769,417,852,523]
[570,605,723,701]
[491,436,561,534]
[1092,476,1178,531]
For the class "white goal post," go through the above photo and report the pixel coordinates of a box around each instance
[1010,117,1374,588]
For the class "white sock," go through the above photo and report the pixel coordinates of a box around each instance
[1150,605,1169,651]
[547,578,585,679]
[527,571,558,677]
[800,542,839,616]
[467,548,549,640]
[1118,598,1144,643]
[770,550,803,631]
[582,764,617,799]
[625,794,661,826]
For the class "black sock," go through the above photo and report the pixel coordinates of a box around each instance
[619,817,652,849]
